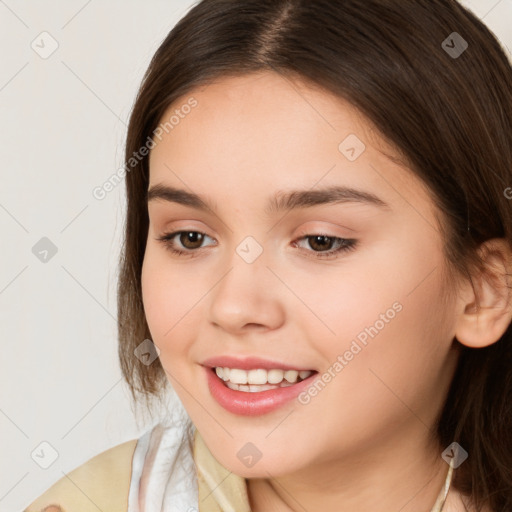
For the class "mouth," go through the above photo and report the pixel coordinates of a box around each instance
[200,354,321,415]
[210,366,319,392]
[204,364,319,416]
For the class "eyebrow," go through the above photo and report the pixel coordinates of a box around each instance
[147,183,390,214]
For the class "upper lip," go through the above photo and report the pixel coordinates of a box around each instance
[201,355,316,372]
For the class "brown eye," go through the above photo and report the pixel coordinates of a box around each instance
[306,235,336,252]
[156,230,216,257]
[178,231,205,249]
[293,233,357,260]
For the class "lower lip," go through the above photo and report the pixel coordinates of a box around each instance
[204,366,318,416]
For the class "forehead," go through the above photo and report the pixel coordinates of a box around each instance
[150,71,380,166]
[147,71,434,222]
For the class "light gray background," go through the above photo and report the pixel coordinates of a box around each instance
[0,1,510,510]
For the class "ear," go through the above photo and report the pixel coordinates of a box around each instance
[454,238,512,348]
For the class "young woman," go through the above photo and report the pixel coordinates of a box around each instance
[25,0,512,511]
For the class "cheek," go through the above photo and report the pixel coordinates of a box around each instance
[141,251,169,334]
[303,239,454,403]
[328,272,454,418]
[294,276,455,456]
[281,244,410,357]
[141,251,193,354]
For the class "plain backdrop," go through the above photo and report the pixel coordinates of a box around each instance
[0,0,510,510]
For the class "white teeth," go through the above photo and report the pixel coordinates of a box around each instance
[214,367,313,387]
[226,382,281,392]
[228,368,248,384]
[247,369,268,384]
[284,370,298,383]
[267,369,284,384]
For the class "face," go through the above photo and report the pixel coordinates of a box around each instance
[141,71,461,479]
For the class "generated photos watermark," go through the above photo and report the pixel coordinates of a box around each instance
[298,301,403,405]
[92,96,198,201]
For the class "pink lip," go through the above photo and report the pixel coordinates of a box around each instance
[203,366,318,416]
[201,355,315,371]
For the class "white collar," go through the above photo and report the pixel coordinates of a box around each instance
[127,410,198,512]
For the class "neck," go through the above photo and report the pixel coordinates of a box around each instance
[247,425,451,512]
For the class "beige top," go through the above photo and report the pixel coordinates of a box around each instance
[24,426,456,512]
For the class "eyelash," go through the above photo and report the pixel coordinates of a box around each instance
[156,230,357,260]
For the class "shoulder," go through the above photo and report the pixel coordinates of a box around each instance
[23,438,138,512]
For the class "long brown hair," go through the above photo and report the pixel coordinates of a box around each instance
[117,1,512,509]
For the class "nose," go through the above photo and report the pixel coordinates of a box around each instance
[207,238,286,333]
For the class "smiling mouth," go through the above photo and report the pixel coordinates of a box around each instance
[211,366,318,392]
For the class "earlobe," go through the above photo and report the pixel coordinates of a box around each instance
[454,238,512,349]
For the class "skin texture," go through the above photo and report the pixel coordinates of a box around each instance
[141,71,512,512]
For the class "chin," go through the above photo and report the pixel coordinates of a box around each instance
[218,451,301,479]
